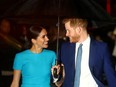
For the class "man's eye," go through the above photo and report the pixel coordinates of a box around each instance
[42,35,45,38]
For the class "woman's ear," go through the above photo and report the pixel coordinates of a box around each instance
[31,38,36,44]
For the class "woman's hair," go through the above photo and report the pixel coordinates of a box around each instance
[29,25,45,39]
[27,25,46,48]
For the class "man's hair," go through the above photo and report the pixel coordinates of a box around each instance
[62,18,88,28]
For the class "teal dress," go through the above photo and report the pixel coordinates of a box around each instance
[13,49,56,87]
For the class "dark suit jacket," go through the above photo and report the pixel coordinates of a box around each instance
[58,38,116,87]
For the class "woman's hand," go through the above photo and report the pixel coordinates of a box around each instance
[51,64,60,76]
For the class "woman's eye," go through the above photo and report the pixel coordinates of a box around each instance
[42,35,47,38]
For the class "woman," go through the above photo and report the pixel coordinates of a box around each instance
[10,25,57,87]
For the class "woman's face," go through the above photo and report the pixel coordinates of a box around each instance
[33,29,49,48]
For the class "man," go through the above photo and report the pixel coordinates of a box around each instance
[57,18,116,87]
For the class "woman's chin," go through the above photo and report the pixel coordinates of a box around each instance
[43,45,48,48]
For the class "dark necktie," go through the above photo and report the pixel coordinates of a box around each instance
[74,44,83,87]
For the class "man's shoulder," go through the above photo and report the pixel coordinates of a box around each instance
[91,38,108,49]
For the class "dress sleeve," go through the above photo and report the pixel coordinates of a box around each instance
[52,51,56,66]
[13,54,23,70]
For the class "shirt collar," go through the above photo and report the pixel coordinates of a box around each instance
[76,35,90,46]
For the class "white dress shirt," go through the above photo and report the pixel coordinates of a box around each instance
[75,36,98,87]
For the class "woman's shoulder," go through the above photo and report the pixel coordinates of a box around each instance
[16,49,30,55]
[43,49,56,55]
[44,49,55,52]
[14,50,31,61]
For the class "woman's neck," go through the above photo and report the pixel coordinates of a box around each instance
[30,46,43,53]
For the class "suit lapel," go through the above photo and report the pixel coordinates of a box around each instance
[89,38,105,87]
[89,38,96,71]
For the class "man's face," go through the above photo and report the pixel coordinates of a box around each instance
[65,21,80,43]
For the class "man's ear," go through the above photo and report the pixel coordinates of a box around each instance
[75,27,81,33]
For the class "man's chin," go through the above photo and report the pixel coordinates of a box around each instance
[69,38,73,43]
[69,40,76,43]
[69,40,73,43]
